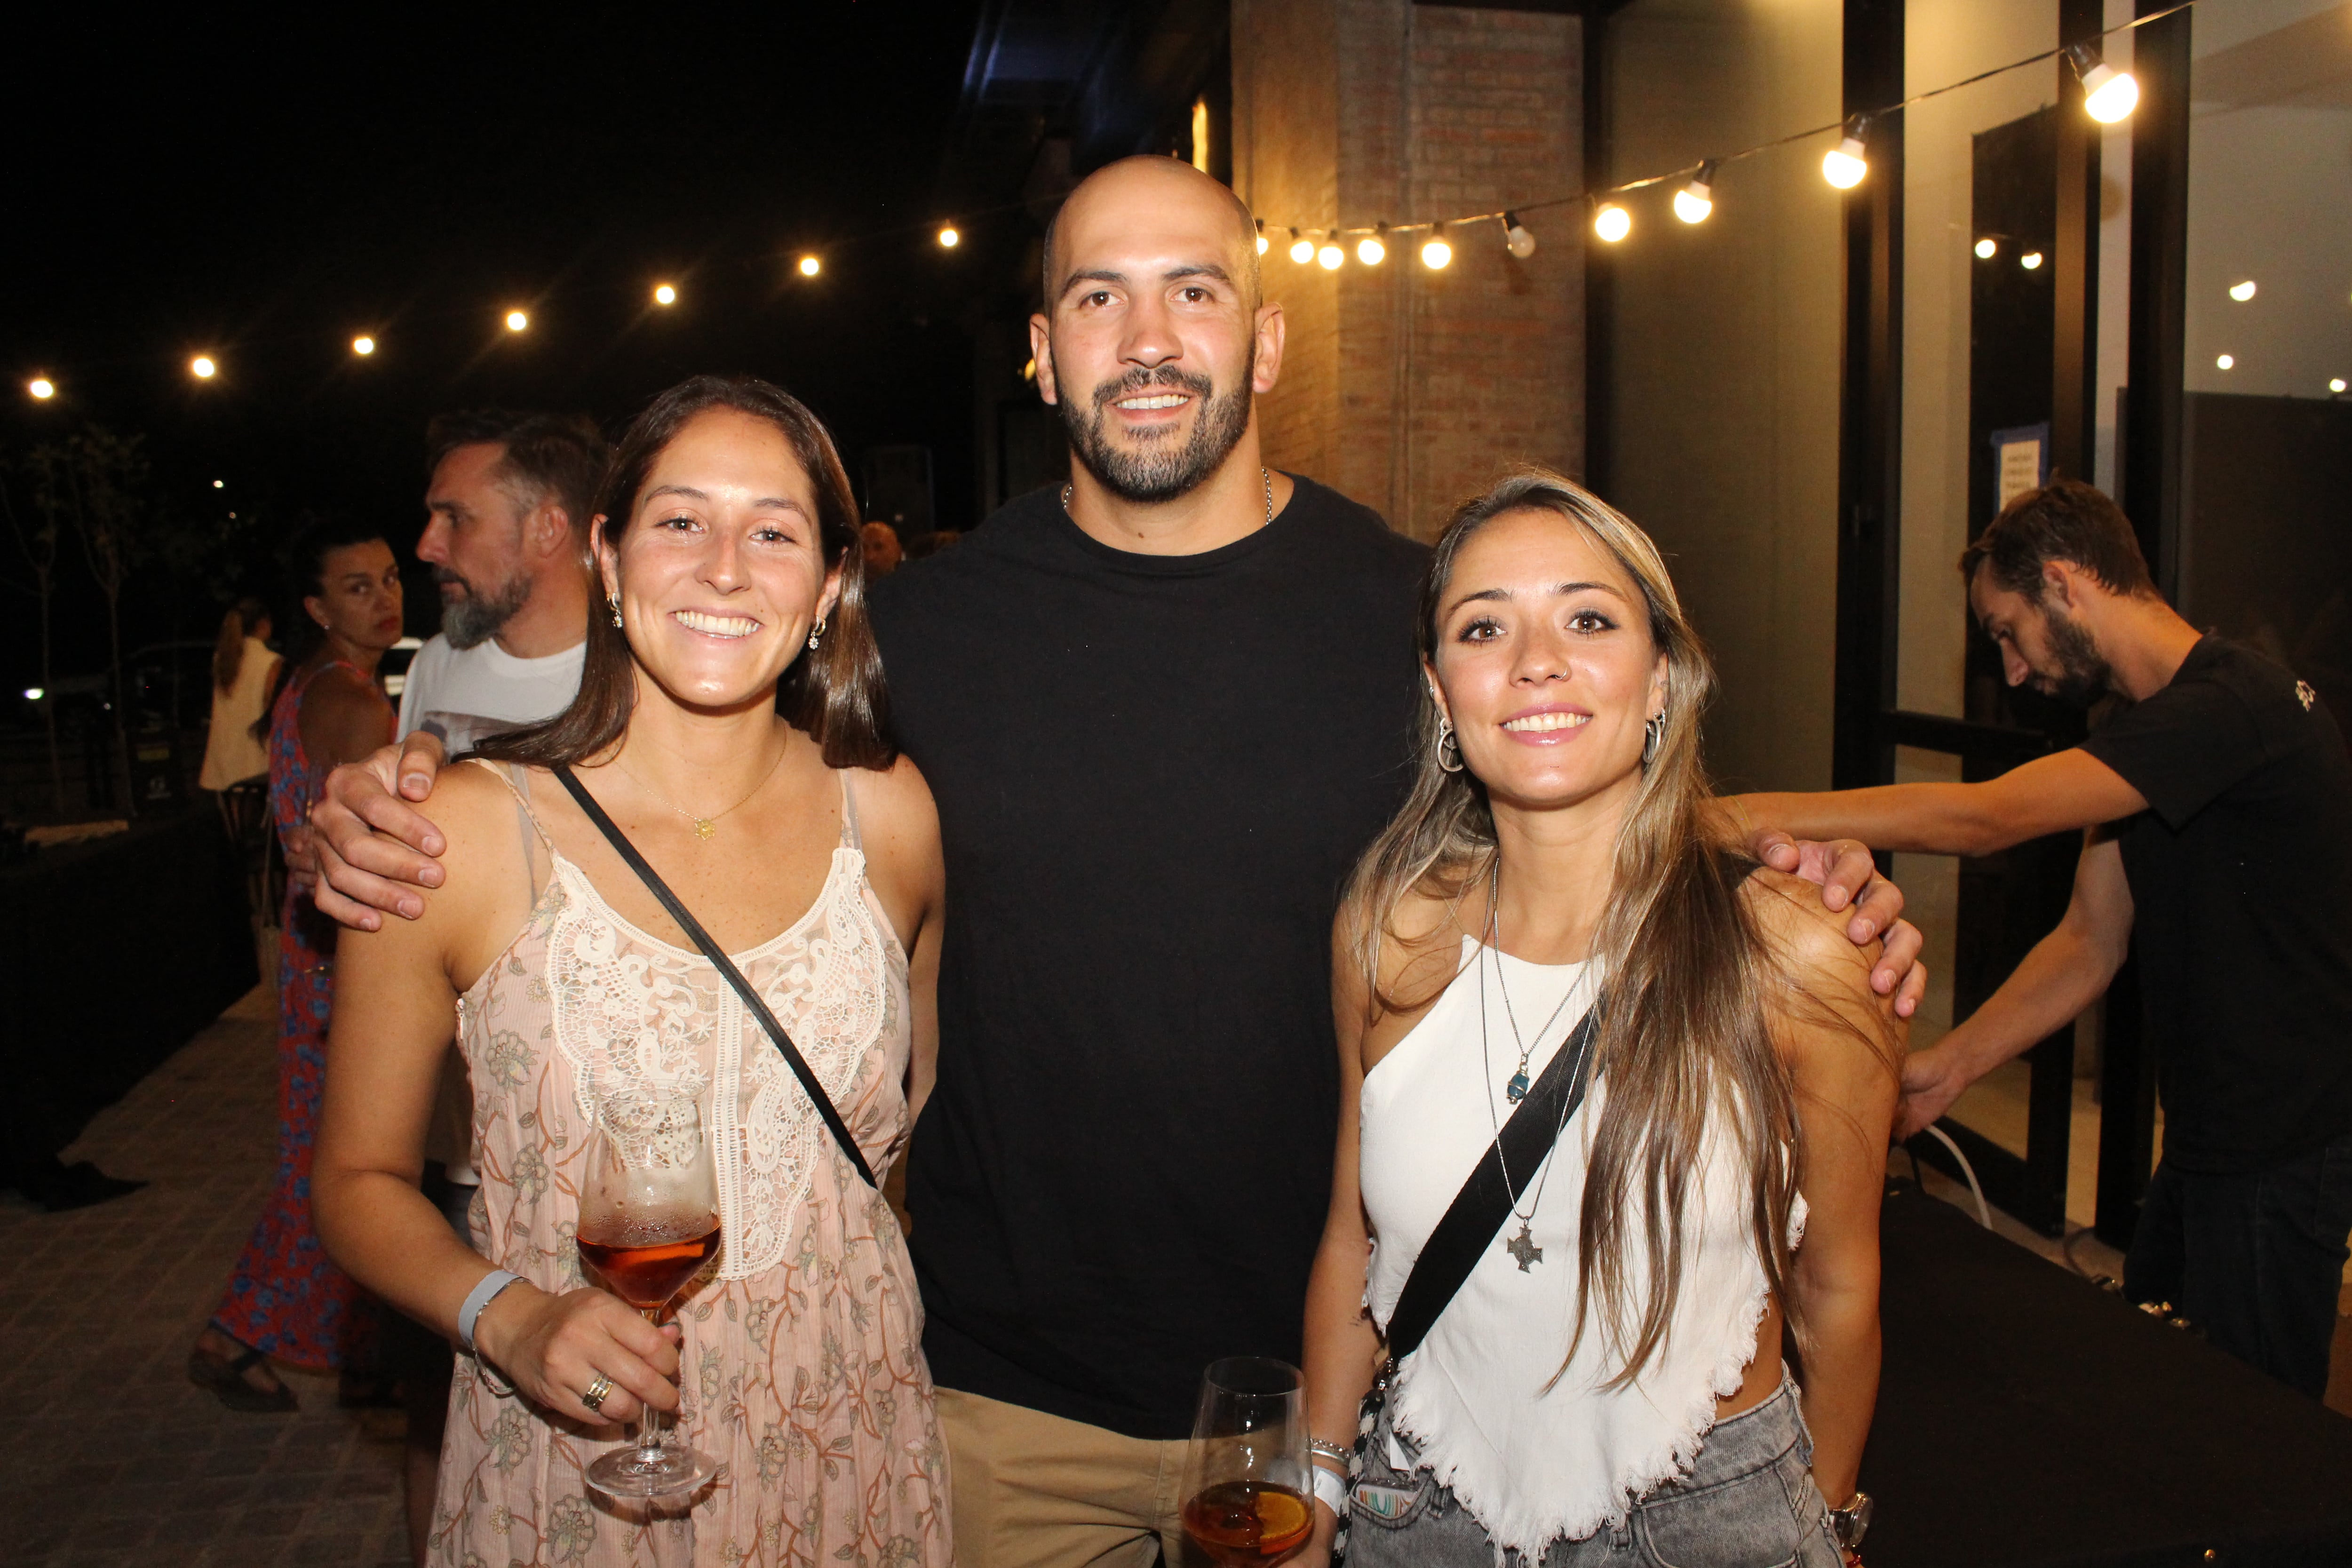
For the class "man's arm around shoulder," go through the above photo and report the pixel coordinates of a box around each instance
[1733,746,2147,860]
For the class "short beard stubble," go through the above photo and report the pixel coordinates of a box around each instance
[2037,604,2116,707]
[1058,353,1255,505]
[436,566,533,650]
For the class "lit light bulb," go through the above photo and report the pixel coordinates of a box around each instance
[2228,280,2255,302]
[1975,238,1998,259]
[2330,378,2347,394]
[27,377,54,399]
[23,688,42,700]
[1357,230,1386,266]
[938,227,960,248]
[797,255,821,277]
[352,335,376,356]
[504,310,528,332]
[1673,163,1717,224]
[1317,233,1344,269]
[2020,251,2044,271]
[1503,211,1536,259]
[1593,204,1630,244]
[1420,231,1453,270]
[653,283,677,305]
[1255,220,1269,256]
[190,355,217,379]
[2216,354,2235,370]
[1822,117,1869,189]
[2066,43,2141,123]
[213,479,224,489]
[1289,229,1313,264]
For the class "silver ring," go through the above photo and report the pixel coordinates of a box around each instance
[580,1374,613,1413]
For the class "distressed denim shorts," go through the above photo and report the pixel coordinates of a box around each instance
[1347,1370,1841,1568]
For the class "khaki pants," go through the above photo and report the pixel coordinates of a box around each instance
[938,1386,1197,1568]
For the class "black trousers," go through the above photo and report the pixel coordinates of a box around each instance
[2124,1130,2352,1398]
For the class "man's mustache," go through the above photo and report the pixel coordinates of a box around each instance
[432,567,473,595]
[1090,366,1215,411]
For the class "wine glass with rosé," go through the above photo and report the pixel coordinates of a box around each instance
[1181,1357,1315,1565]
[577,1087,722,1501]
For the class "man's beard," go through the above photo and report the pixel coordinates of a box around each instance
[436,567,532,650]
[1059,359,1254,504]
[2036,606,2114,707]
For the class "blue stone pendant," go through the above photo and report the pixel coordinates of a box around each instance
[1505,1070,1530,1103]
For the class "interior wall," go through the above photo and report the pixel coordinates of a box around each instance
[1602,0,1844,793]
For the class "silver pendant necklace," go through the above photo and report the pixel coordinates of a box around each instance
[1475,858,1594,1272]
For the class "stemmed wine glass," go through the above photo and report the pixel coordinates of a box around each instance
[577,1087,723,1501]
[1181,1356,1314,1564]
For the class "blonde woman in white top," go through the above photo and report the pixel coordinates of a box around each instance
[200,596,280,790]
[1302,471,1901,1567]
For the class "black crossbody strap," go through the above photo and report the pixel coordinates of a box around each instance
[552,765,878,1191]
[1383,1002,1600,1363]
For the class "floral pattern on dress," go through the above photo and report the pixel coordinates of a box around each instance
[430,763,948,1568]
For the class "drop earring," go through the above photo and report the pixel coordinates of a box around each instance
[1436,717,1464,773]
[1643,711,1666,766]
[806,617,826,652]
[608,592,623,630]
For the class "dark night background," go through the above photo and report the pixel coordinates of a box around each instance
[0,1,1007,701]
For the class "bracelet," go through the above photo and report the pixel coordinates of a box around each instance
[458,1268,524,1354]
[1309,1438,1353,1470]
[1310,1463,1349,1520]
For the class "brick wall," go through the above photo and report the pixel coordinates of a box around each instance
[1232,0,1583,540]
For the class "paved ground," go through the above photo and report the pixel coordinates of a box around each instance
[1,984,409,1568]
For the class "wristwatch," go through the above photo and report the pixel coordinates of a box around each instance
[1828,1490,1874,1551]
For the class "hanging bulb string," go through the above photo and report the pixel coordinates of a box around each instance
[1255,0,2192,242]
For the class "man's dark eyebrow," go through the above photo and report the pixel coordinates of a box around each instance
[1165,263,1235,287]
[1056,262,1237,302]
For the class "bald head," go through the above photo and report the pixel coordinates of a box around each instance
[1042,155,1262,310]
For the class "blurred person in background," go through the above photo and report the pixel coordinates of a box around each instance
[199,596,278,791]
[904,528,961,564]
[191,517,404,1411]
[861,518,903,577]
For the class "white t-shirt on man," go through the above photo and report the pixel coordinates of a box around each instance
[397,631,587,1189]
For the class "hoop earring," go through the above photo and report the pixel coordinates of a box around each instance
[1642,711,1666,767]
[1437,717,1465,774]
[607,592,623,630]
[806,617,826,652]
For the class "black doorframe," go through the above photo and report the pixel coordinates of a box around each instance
[1830,0,2180,1240]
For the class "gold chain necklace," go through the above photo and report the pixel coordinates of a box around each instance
[614,745,788,842]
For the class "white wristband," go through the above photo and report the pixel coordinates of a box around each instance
[458,1268,524,1353]
[1310,1463,1349,1520]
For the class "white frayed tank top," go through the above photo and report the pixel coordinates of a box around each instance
[1358,938,1802,1558]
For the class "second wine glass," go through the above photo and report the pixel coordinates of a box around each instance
[577,1086,722,1501]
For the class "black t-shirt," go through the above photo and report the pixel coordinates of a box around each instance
[866,478,1429,1438]
[2080,635,2352,1173]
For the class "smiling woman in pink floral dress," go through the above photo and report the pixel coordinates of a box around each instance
[312,375,951,1566]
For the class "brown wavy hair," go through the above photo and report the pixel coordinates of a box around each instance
[1341,467,1804,1385]
[476,375,892,772]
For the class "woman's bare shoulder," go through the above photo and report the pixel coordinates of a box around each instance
[1740,866,1901,1067]
[847,751,937,828]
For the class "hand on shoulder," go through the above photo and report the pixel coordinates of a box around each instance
[1743,867,1906,1068]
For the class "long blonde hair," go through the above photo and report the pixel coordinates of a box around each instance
[1342,468,1804,1384]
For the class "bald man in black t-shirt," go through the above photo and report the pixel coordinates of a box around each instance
[1739,480,2352,1398]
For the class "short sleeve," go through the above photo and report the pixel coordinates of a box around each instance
[2081,676,2264,830]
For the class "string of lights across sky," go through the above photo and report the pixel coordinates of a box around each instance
[19,2,2202,406]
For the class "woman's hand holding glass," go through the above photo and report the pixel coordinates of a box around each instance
[470,1276,683,1428]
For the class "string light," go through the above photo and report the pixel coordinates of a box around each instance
[1358,225,1387,266]
[504,310,529,332]
[27,377,55,400]
[2020,251,2044,270]
[1503,212,1536,259]
[1975,237,1999,259]
[1317,231,1344,270]
[937,226,960,248]
[2216,354,2234,369]
[653,283,678,305]
[352,335,376,356]
[1672,163,1716,225]
[1419,224,1453,270]
[1593,203,1630,244]
[2332,378,2347,394]
[1822,118,1869,188]
[2065,42,2140,123]
[1288,228,1313,264]
[1255,219,1269,256]
[797,255,821,277]
[190,355,218,379]
[213,479,224,489]
[2228,280,2255,302]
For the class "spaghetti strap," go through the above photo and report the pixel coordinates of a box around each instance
[466,758,556,898]
[838,769,862,851]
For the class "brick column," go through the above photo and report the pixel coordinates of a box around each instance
[1232,0,1583,539]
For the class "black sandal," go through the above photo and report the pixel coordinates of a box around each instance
[188,1340,299,1413]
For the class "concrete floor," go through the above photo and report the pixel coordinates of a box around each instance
[1,985,409,1568]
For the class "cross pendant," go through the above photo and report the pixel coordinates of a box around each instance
[1505,1221,1543,1272]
